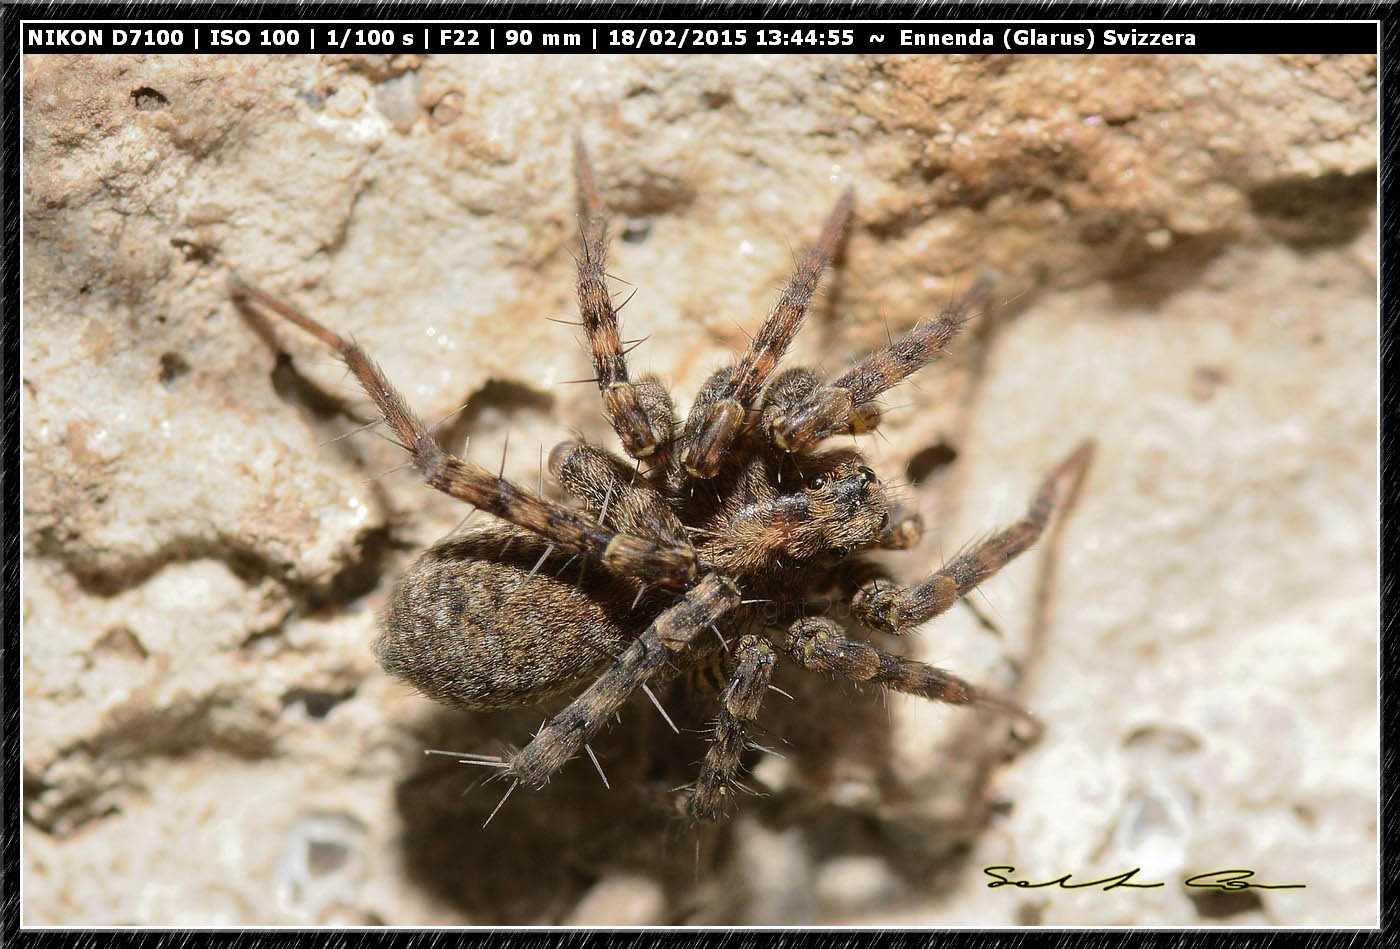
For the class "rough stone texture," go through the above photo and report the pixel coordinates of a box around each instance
[22,53,1376,926]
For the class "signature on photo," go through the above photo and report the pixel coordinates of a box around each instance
[984,866,1307,892]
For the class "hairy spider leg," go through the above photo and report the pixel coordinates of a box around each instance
[549,440,689,546]
[759,366,882,455]
[853,441,1095,634]
[229,273,699,586]
[771,272,996,454]
[684,633,776,823]
[682,188,855,479]
[506,573,741,788]
[876,505,924,550]
[574,139,673,460]
[783,616,1042,742]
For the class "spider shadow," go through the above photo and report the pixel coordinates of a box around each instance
[393,692,731,924]
[754,657,1030,899]
[391,643,1022,923]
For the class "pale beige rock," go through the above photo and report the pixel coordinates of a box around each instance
[565,873,667,927]
[815,855,902,918]
[732,817,816,924]
[22,52,1376,926]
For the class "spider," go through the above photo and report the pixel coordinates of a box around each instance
[230,140,1093,826]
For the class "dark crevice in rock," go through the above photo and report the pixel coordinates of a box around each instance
[620,220,651,244]
[23,766,123,838]
[321,524,399,609]
[437,378,556,457]
[130,87,169,111]
[597,169,695,219]
[860,200,941,242]
[1106,230,1236,309]
[94,624,150,660]
[34,521,396,614]
[700,89,733,110]
[33,531,281,599]
[1249,170,1375,249]
[282,686,358,720]
[905,440,958,485]
[158,351,191,387]
[25,699,283,837]
[169,235,216,263]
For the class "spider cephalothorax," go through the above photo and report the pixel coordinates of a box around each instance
[231,140,1092,825]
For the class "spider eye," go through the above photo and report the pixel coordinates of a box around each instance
[831,545,850,558]
[807,474,827,491]
[858,466,878,485]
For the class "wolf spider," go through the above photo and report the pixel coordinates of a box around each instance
[230,140,1093,825]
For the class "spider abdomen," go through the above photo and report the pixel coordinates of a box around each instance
[374,525,644,710]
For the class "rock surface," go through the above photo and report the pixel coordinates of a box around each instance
[22,53,1376,925]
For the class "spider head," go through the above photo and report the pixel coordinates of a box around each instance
[789,451,890,560]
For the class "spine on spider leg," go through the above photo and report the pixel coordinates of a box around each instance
[771,272,995,454]
[682,189,854,479]
[574,139,665,460]
[834,271,993,405]
[507,573,740,789]
[685,635,776,823]
[229,274,698,585]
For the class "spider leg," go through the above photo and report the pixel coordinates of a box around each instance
[681,189,854,478]
[668,365,736,490]
[230,275,699,586]
[760,367,878,448]
[549,439,688,545]
[505,573,741,788]
[574,140,674,461]
[783,615,1042,742]
[770,272,994,454]
[853,441,1094,634]
[875,505,924,551]
[683,634,776,823]
[630,373,677,475]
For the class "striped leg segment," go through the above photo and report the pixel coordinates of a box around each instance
[853,441,1094,634]
[574,140,673,460]
[681,189,854,478]
[230,275,699,586]
[506,573,741,788]
[771,273,994,454]
[684,635,776,823]
[784,616,1041,741]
